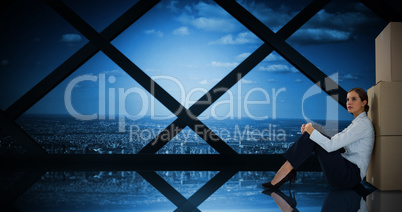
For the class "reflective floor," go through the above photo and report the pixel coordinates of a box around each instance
[1,170,401,211]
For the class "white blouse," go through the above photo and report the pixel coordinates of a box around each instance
[310,112,375,179]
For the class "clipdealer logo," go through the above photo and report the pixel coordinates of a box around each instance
[63,72,342,143]
[64,73,287,133]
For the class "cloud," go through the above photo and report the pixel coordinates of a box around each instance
[304,9,378,32]
[289,7,383,45]
[209,32,260,45]
[200,79,209,85]
[211,61,239,69]
[193,1,230,17]
[258,64,294,73]
[264,52,284,62]
[290,28,352,45]
[326,72,360,82]
[170,0,380,46]
[144,29,164,37]
[237,0,295,32]
[176,1,242,33]
[340,73,360,81]
[166,0,179,12]
[173,26,190,36]
[258,65,290,72]
[175,0,380,45]
[236,53,251,61]
[237,1,382,45]
[61,33,82,42]
[295,79,303,83]
[178,15,239,33]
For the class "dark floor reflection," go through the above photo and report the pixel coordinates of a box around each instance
[262,189,299,211]
[262,188,370,212]
[321,189,366,212]
[367,190,402,211]
[2,170,400,211]
[13,171,177,211]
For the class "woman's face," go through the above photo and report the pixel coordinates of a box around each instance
[346,91,366,115]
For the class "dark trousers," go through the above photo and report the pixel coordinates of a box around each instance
[283,133,361,189]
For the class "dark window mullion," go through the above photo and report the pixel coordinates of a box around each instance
[6,0,161,120]
[215,0,347,108]
[46,0,238,155]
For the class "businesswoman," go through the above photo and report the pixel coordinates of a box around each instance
[262,88,375,189]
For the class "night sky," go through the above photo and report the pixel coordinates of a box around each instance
[0,0,388,122]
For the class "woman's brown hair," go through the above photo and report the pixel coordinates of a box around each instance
[348,87,369,113]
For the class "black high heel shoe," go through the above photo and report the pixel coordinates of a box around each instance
[262,169,297,190]
[262,189,299,212]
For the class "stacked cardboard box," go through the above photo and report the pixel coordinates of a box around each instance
[375,22,402,83]
[366,83,402,191]
[366,22,402,191]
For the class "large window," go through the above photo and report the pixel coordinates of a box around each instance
[0,0,387,155]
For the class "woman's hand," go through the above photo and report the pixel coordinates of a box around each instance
[305,123,315,135]
[301,124,306,134]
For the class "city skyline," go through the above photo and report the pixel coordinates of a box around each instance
[3,114,350,155]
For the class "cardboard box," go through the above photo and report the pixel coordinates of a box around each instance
[367,82,402,135]
[367,190,402,211]
[376,22,402,83]
[366,136,402,191]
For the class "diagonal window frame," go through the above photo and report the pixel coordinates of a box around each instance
[138,170,237,211]
[1,0,393,158]
[139,0,333,154]
[2,0,163,155]
[1,0,345,156]
[215,0,347,106]
[44,0,237,155]
[44,0,345,156]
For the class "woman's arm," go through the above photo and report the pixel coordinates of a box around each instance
[306,120,372,153]
[305,123,315,135]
